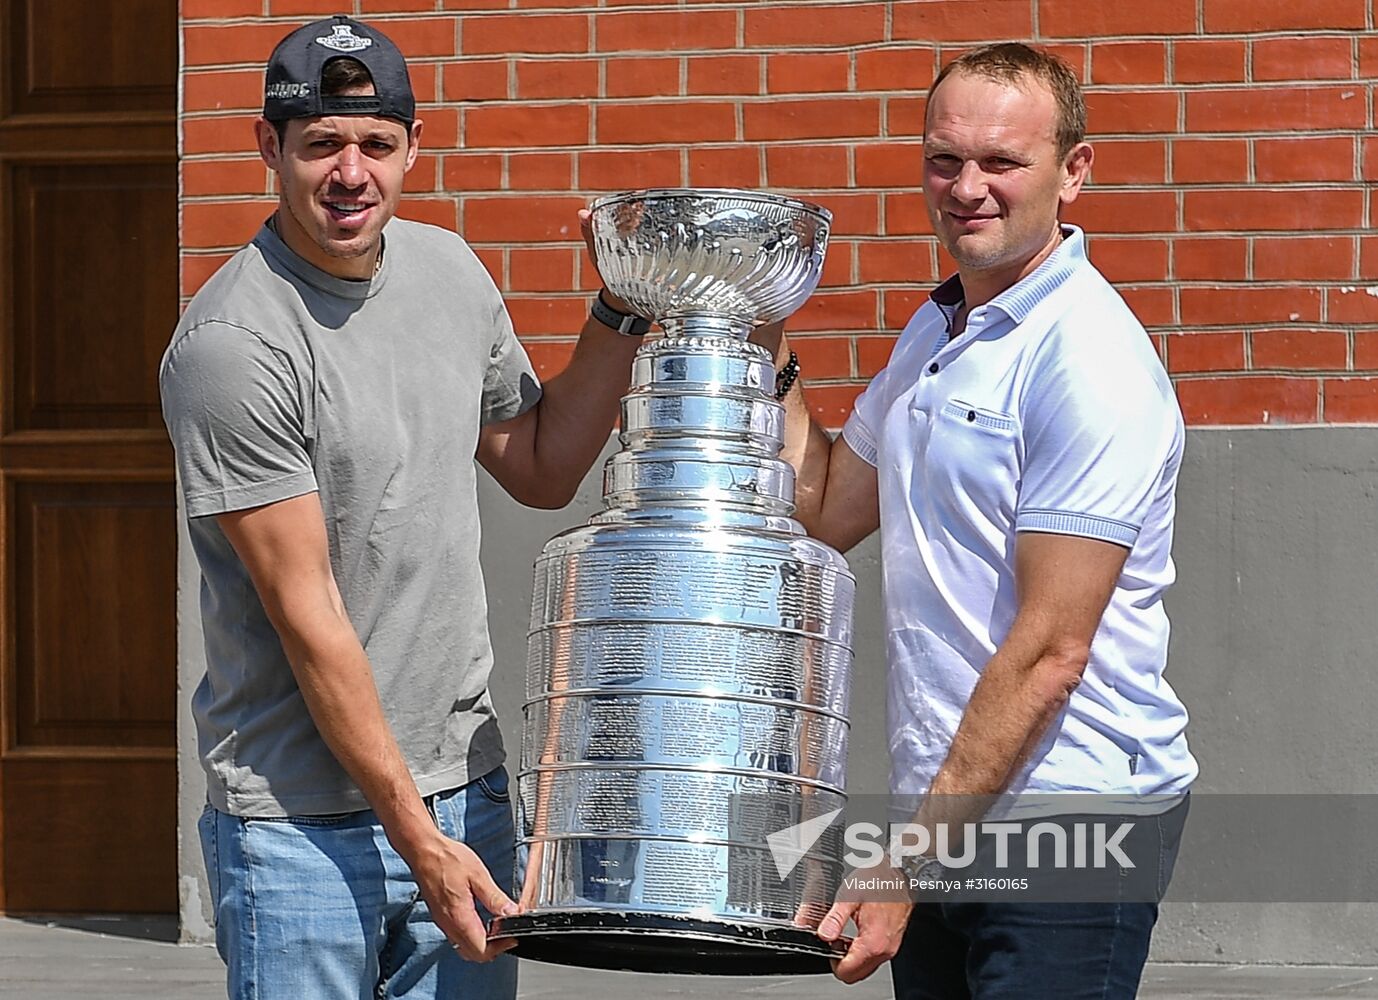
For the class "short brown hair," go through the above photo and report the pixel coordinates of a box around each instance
[320,56,375,95]
[928,43,1086,158]
[272,57,378,146]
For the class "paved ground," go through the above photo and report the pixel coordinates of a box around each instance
[2,917,1377,999]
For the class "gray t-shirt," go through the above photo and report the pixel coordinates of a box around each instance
[160,218,540,817]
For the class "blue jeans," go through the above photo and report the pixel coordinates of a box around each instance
[198,766,518,1000]
[891,797,1188,999]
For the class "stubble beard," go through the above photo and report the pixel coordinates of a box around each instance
[928,202,1011,273]
[284,197,377,261]
[943,231,1012,273]
[319,238,374,261]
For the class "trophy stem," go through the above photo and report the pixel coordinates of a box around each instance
[660,314,755,341]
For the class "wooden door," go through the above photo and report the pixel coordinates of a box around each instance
[0,0,178,912]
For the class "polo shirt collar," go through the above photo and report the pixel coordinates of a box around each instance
[930,272,964,309]
[924,224,1087,325]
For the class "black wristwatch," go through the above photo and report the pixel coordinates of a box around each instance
[591,290,651,337]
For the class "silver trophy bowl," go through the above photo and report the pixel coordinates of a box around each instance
[587,188,831,340]
[491,190,854,975]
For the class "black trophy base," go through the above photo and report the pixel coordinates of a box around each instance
[488,911,846,975]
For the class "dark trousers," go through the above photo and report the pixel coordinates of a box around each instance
[891,796,1188,1000]
[892,899,1157,1000]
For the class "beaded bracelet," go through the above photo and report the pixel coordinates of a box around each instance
[774,351,801,401]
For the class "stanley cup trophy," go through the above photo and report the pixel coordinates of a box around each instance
[489,189,856,975]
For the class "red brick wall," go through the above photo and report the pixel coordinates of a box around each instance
[180,0,1378,428]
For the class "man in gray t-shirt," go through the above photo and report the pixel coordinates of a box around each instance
[160,17,649,1000]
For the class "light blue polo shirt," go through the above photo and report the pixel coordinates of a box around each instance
[843,226,1197,800]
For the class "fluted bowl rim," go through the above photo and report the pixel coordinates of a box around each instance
[588,188,833,329]
[589,187,834,225]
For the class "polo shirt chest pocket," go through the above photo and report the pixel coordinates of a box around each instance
[917,397,1023,523]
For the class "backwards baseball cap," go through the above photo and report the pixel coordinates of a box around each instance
[263,15,415,125]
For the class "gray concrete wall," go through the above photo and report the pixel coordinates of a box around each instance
[175,497,215,944]
[176,427,1378,961]
[1151,428,1378,964]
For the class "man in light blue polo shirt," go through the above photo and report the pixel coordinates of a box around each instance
[757,42,1194,997]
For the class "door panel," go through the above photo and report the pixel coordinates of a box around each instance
[13,479,176,748]
[9,161,177,430]
[4,0,176,116]
[0,0,177,912]
[2,756,175,912]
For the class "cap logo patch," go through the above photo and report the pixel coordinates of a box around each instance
[315,24,373,53]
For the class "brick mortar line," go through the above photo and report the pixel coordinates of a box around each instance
[1140,372,1374,380]
[181,8,1370,35]
[177,134,1378,152]
[178,102,1371,118]
[172,168,1378,193]
[186,190,1378,217]
[179,58,1371,78]
[177,143,1375,168]
[180,186,1362,203]
[1368,83,1376,214]
[182,27,1375,47]
[180,177,1366,192]
[168,265,1366,297]
[178,38,1373,56]
[181,21,1374,47]
[182,56,1373,82]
